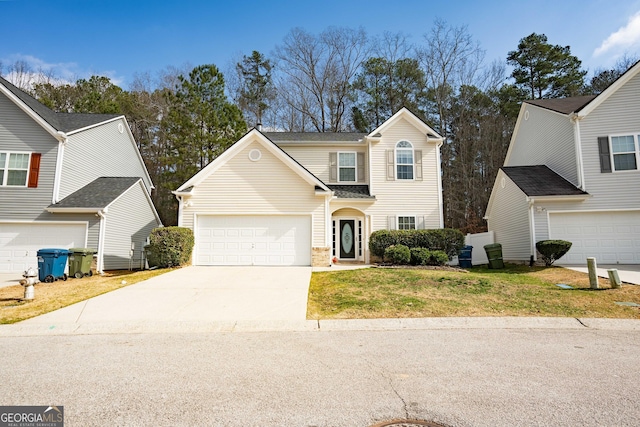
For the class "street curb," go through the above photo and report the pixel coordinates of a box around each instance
[1,317,639,336]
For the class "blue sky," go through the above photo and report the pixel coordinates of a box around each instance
[2,0,640,88]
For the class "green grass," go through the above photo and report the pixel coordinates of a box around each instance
[307,265,640,319]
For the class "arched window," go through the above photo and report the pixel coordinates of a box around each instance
[396,141,414,180]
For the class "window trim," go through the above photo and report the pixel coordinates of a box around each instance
[609,134,640,172]
[397,215,417,230]
[337,151,357,183]
[395,140,414,180]
[0,151,32,187]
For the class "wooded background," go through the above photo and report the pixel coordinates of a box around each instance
[2,21,636,229]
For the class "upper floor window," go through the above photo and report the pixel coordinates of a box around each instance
[396,141,414,180]
[338,152,356,182]
[611,135,639,171]
[0,152,30,186]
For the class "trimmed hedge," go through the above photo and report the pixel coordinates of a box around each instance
[384,244,411,265]
[536,239,572,266]
[145,227,195,268]
[410,248,449,266]
[369,229,465,259]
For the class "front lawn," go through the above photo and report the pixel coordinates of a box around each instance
[307,265,640,319]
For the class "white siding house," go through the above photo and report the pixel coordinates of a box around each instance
[175,108,444,266]
[486,61,640,265]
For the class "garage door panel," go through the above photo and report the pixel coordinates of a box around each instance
[0,223,87,273]
[550,212,640,265]
[196,215,310,266]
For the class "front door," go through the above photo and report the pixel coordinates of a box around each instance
[339,220,356,259]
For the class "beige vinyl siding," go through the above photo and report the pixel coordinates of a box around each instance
[180,140,326,247]
[0,92,58,220]
[531,200,589,243]
[486,170,531,261]
[282,144,367,183]
[368,117,441,231]
[507,106,578,185]
[59,118,152,199]
[103,182,160,270]
[578,71,640,210]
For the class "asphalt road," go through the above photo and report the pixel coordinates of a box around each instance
[1,327,639,426]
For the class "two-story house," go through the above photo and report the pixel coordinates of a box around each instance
[0,77,161,274]
[485,61,640,265]
[173,108,444,266]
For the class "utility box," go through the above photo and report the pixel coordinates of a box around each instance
[37,248,71,282]
[483,243,505,269]
[69,248,97,278]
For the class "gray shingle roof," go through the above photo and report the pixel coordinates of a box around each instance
[264,132,367,142]
[502,166,588,197]
[525,95,596,115]
[327,185,374,199]
[49,177,142,209]
[0,76,119,132]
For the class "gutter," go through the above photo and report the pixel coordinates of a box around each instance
[570,114,586,191]
[96,208,107,274]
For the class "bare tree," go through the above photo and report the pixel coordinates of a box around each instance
[273,26,370,132]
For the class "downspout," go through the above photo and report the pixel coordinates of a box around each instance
[96,208,108,274]
[436,139,445,228]
[52,131,68,203]
[176,195,184,227]
[325,192,333,265]
[571,114,586,191]
[528,198,537,261]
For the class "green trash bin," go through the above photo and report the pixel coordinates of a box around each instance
[69,248,97,278]
[483,243,505,269]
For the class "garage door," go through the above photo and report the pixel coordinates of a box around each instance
[196,216,311,266]
[549,211,640,264]
[0,222,88,273]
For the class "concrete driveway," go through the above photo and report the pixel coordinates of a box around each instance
[562,264,640,285]
[20,266,312,326]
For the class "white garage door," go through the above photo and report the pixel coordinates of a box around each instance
[549,211,640,264]
[196,215,311,266]
[0,222,88,273]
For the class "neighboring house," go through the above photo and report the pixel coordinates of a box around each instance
[0,77,162,273]
[485,61,640,265]
[174,108,444,266]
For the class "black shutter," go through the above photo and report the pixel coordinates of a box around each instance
[598,137,612,173]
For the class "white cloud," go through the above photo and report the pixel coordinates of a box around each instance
[594,11,640,57]
[1,53,124,88]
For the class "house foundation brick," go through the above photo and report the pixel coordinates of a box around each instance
[312,247,331,267]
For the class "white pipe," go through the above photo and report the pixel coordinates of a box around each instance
[52,132,67,203]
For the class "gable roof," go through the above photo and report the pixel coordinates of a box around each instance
[368,107,443,140]
[525,95,596,115]
[174,129,331,193]
[265,132,367,143]
[0,76,119,133]
[502,165,588,197]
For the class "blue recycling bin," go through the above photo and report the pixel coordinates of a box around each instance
[458,245,473,268]
[37,248,70,283]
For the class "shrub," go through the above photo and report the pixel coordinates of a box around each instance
[370,228,464,259]
[145,227,195,268]
[410,248,449,266]
[535,240,572,266]
[384,244,411,265]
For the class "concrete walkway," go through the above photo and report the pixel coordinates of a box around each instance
[15,266,311,326]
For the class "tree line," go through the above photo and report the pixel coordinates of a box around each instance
[2,21,637,228]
